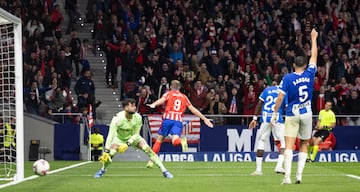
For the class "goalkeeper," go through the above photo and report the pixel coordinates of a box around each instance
[94,98,173,178]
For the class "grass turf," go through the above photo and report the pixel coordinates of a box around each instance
[1,161,360,192]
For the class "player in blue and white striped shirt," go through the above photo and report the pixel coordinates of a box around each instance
[272,29,318,185]
[249,82,287,176]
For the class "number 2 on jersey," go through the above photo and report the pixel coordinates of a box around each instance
[264,96,276,111]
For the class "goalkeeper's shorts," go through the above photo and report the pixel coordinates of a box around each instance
[110,135,145,149]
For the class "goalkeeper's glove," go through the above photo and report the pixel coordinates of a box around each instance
[118,142,131,153]
[99,149,111,163]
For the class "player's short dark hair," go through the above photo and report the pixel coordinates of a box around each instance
[294,56,307,67]
[122,98,136,107]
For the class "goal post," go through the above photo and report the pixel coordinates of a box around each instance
[0,8,23,181]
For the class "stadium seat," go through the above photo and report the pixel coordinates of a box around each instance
[38,147,52,160]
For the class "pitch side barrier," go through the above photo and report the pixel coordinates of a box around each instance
[142,114,360,162]
[49,114,359,161]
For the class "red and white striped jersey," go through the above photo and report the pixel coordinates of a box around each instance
[162,90,191,121]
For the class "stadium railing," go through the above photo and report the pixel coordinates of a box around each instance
[50,112,83,124]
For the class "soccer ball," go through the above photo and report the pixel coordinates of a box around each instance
[32,159,50,176]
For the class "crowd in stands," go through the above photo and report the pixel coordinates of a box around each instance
[1,0,359,125]
[0,0,93,123]
[96,0,359,125]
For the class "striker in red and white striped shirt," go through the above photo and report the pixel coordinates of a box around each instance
[162,90,191,122]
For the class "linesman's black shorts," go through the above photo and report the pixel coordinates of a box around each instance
[313,130,331,141]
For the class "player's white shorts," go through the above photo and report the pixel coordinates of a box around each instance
[257,122,285,150]
[284,112,313,140]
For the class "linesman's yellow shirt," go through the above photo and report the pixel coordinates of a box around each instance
[318,109,336,130]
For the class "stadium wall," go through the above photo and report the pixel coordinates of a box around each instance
[199,125,360,151]
[24,113,56,161]
[157,124,360,162]
[51,123,360,162]
[25,115,358,161]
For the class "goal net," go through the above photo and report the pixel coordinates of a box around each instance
[0,8,23,181]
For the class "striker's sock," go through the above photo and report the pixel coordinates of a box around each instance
[152,140,162,154]
[173,138,181,146]
[311,145,319,161]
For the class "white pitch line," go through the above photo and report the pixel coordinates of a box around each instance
[49,173,345,177]
[346,174,360,180]
[46,161,92,174]
[0,161,92,189]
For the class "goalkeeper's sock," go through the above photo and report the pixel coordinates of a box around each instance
[102,159,112,170]
[143,145,167,172]
[152,140,162,154]
[311,145,319,161]
[307,146,313,159]
[101,150,115,170]
[173,138,181,146]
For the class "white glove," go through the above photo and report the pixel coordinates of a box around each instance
[270,113,277,127]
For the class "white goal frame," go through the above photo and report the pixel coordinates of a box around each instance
[0,7,23,181]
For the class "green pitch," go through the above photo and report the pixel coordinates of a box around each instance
[1,161,360,192]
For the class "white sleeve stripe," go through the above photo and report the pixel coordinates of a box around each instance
[279,89,286,95]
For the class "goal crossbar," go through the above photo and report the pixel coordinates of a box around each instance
[0,8,21,25]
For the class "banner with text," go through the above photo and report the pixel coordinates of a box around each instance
[199,125,360,152]
[158,151,360,162]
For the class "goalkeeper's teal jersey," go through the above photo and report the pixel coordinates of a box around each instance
[105,111,142,149]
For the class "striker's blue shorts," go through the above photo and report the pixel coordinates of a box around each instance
[158,119,183,137]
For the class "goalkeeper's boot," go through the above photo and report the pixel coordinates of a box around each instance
[94,169,106,178]
[146,160,154,168]
[181,137,188,152]
[163,171,174,179]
